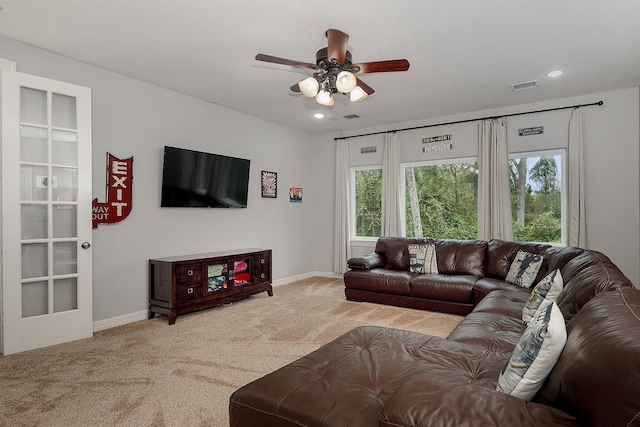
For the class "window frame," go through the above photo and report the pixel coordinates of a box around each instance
[508,148,567,246]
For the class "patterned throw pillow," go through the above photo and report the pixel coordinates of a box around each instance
[522,269,563,324]
[497,302,567,401]
[408,244,438,274]
[505,250,544,288]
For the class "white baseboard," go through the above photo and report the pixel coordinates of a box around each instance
[93,271,342,331]
[272,271,342,286]
[93,309,149,332]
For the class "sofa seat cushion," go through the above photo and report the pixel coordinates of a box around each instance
[409,274,476,303]
[472,277,528,304]
[471,285,531,317]
[344,268,414,296]
[447,290,530,353]
[379,370,578,427]
[229,326,443,427]
[446,312,527,353]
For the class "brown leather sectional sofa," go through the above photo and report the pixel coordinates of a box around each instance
[229,238,640,427]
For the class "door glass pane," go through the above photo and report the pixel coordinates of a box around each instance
[22,281,48,318]
[52,130,78,166]
[21,204,48,239]
[22,243,48,279]
[52,93,77,129]
[53,278,77,313]
[20,87,47,125]
[20,164,49,201]
[53,242,77,275]
[20,125,48,163]
[52,167,77,202]
[53,205,77,238]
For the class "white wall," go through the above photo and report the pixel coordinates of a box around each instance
[319,88,640,287]
[0,36,323,323]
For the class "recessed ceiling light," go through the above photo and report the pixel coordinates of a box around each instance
[314,113,324,119]
[546,70,564,78]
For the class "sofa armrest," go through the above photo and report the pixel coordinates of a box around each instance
[379,376,578,427]
[347,252,385,270]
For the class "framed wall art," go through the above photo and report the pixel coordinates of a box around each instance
[289,187,302,203]
[261,170,277,198]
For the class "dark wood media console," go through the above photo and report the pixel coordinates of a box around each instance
[148,248,272,324]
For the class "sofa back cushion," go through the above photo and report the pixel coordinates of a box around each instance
[537,287,640,427]
[375,237,433,270]
[485,239,550,283]
[555,250,633,321]
[434,239,487,277]
[543,245,585,273]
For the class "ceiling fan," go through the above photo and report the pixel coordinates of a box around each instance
[255,29,410,106]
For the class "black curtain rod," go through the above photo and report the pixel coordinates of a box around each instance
[333,100,604,141]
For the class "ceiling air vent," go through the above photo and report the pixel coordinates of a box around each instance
[511,80,539,92]
[343,114,360,119]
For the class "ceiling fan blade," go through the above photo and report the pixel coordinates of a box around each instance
[255,54,316,70]
[326,29,349,64]
[354,59,410,73]
[290,83,301,93]
[356,77,375,95]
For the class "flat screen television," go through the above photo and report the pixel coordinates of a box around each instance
[161,146,250,208]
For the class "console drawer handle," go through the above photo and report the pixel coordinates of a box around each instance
[187,270,193,276]
[261,258,265,264]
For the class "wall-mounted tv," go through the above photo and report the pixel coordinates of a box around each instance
[161,146,250,208]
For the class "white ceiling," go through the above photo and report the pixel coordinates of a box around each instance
[1,0,639,135]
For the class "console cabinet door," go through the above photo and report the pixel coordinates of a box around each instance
[254,252,271,285]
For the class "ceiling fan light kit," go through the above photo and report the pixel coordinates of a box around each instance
[349,86,368,102]
[335,71,358,93]
[256,29,410,107]
[298,76,320,97]
[316,89,335,106]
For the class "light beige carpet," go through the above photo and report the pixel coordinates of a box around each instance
[0,277,462,427]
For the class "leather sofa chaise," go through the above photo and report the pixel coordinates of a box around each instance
[229,238,639,427]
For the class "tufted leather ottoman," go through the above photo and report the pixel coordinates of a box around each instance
[229,325,508,427]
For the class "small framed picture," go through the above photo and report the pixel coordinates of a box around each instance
[261,171,277,198]
[289,187,302,203]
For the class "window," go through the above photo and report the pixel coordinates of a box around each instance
[350,150,565,245]
[402,158,479,239]
[352,167,382,238]
[509,150,565,244]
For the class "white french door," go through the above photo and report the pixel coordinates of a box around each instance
[1,69,92,355]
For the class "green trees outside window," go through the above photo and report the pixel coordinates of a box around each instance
[353,151,563,244]
[354,168,382,237]
[404,161,478,239]
[509,154,562,243]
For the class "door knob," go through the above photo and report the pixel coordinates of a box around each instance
[81,242,91,249]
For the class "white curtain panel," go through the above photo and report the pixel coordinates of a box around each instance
[382,132,402,236]
[478,117,514,240]
[568,108,586,247]
[334,139,352,273]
